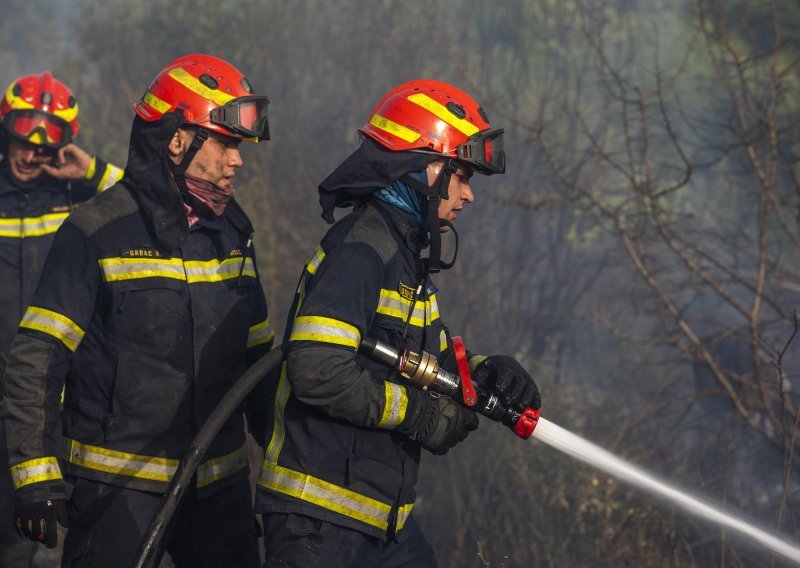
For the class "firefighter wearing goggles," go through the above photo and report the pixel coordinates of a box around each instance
[0,71,123,567]
[2,55,272,567]
[256,79,540,566]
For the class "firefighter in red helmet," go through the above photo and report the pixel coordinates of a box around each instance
[256,79,540,566]
[2,55,273,567]
[0,71,123,567]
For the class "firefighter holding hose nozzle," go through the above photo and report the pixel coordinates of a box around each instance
[256,80,541,567]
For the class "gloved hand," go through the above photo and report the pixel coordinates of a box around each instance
[15,499,69,548]
[472,355,541,411]
[404,392,479,455]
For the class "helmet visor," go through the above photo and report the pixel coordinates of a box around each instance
[4,110,73,148]
[209,96,270,141]
[456,128,505,175]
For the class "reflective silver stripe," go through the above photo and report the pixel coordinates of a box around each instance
[0,212,69,238]
[258,463,392,531]
[397,503,414,530]
[376,289,440,327]
[97,163,124,191]
[184,257,256,282]
[64,438,177,482]
[289,316,360,349]
[196,445,248,488]
[378,382,408,429]
[306,245,326,275]
[64,438,244,487]
[10,457,63,489]
[98,256,256,283]
[100,257,185,282]
[265,364,291,464]
[20,306,85,352]
[248,319,275,348]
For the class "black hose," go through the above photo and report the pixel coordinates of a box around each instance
[133,345,284,568]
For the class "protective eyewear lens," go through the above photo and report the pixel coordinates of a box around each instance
[210,96,270,140]
[7,110,71,147]
[456,128,505,174]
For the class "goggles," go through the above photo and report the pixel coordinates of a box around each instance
[456,128,505,175]
[209,96,270,141]
[3,109,73,148]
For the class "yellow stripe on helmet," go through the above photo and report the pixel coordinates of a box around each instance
[4,82,34,110]
[368,113,421,144]
[168,67,236,107]
[143,90,172,114]
[407,93,480,137]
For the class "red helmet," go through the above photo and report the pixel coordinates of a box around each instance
[359,79,504,174]
[133,54,269,142]
[0,71,79,148]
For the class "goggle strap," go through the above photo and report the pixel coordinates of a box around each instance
[173,127,209,179]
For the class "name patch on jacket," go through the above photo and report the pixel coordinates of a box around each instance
[122,247,163,258]
[398,282,416,301]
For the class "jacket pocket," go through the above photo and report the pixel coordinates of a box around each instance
[103,351,132,441]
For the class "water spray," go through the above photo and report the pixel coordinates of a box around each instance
[360,337,800,565]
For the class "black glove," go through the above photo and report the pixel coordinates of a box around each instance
[403,392,479,455]
[473,355,541,411]
[15,499,69,548]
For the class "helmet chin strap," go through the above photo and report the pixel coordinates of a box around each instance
[402,158,459,273]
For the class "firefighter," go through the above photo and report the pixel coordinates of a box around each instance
[256,80,541,567]
[1,55,274,567]
[0,71,123,567]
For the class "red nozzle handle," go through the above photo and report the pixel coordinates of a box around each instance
[513,407,541,439]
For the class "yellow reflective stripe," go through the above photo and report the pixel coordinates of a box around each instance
[376,289,439,328]
[98,256,256,283]
[64,438,177,482]
[407,93,480,137]
[290,316,360,349]
[53,102,78,123]
[20,306,84,352]
[378,382,408,429]
[10,457,63,489]
[99,257,185,281]
[5,82,34,109]
[184,257,256,282]
[196,445,248,488]
[265,363,291,464]
[439,329,447,354]
[306,245,326,275]
[143,90,171,113]
[469,354,487,372]
[368,113,421,143]
[0,213,69,238]
[248,319,275,348]
[97,163,124,191]
[84,156,97,179]
[258,463,392,531]
[168,67,235,107]
[397,503,414,530]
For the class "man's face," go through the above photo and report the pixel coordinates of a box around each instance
[428,161,474,229]
[179,129,243,188]
[6,138,56,184]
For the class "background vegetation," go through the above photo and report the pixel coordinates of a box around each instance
[3,0,798,565]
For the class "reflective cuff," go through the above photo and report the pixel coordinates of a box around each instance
[378,382,408,429]
[96,163,124,191]
[248,318,275,348]
[20,306,85,352]
[468,354,487,372]
[10,457,63,489]
[439,329,448,354]
[289,316,360,349]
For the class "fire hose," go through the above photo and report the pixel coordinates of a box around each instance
[135,336,800,566]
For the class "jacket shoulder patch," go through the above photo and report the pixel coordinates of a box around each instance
[68,185,139,237]
[343,205,397,265]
